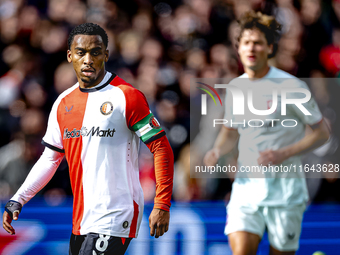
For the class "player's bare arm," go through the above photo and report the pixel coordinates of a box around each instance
[258,120,330,166]
[204,126,239,166]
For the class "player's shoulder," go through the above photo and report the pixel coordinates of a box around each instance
[54,83,79,106]
[109,74,133,90]
[60,83,79,97]
[228,73,247,86]
[269,67,308,89]
[268,66,296,79]
[110,74,146,100]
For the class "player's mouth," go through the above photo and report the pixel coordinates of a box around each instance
[81,68,95,77]
[247,55,256,61]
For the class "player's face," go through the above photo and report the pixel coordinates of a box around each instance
[67,34,109,88]
[238,29,273,72]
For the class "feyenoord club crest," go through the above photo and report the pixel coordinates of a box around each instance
[100,101,113,115]
[149,115,161,129]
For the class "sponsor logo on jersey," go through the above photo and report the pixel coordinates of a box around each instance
[63,127,116,139]
[65,105,73,114]
[149,116,161,129]
[100,101,113,115]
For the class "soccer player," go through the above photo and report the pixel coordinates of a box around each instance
[204,11,330,255]
[2,23,174,255]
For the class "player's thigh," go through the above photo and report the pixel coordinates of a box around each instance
[71,233,132,255]
[225,204,265,255]
[228,231,261,255]
[265,203,306,253]
[269,245,295,255]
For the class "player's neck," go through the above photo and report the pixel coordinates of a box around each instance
[79,70,107,89]
[245,65,270,80]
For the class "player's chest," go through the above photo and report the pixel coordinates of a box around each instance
[58,91,128,139]
[234,90,284,122]
[235,90,296,134]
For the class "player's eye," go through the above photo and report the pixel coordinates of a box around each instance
[77,51,85,55]
[92,51,100,56]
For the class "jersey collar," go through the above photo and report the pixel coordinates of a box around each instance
[79,72,116,93]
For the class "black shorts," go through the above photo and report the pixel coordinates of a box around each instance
[69,233,132,255]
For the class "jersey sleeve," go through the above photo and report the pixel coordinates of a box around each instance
[124,87,165,143]
[11,147,64,205]
[42,98,64,152]
[145,135,174,211]
[121,85,173,210]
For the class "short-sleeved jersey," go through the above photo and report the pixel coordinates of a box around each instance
[42,72,165,237]
[224,67,322,206]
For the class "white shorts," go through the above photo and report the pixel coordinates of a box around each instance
[224,203,306,251]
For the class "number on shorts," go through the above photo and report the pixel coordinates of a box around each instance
[94,234,110,253]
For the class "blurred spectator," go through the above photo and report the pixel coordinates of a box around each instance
[319,28,340,76]
[132,10,153,38]
[54,61,78,94]
[186,48,206,71]
[297,0,331,76]
[0,0,340,204]
[140,38,163,61]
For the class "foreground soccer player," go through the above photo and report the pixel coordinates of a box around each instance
[2,23,174,255]
[204,12,329,255]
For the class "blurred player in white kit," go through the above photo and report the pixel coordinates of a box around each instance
[204,11,330,255]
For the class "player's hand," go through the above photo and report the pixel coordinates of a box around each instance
[2,211,18,235]
[203,148,220,166]
[257,149,288,166]
[149,208,170,238]
[2,200,22,235]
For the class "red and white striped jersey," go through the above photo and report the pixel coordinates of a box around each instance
[42,72,165,237]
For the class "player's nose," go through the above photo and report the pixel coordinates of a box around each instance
[83,53,93,65]
[249,42,255,51]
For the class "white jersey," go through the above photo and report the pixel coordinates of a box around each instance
[224,67,323,206]
[41,72,165,237]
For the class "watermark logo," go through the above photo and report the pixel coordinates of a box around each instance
[196,82,222,115]
[196,81,315,129]
[214,84,311,116]
[199,83,312,116]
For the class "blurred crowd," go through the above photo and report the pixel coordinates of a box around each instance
[1,0,340,205]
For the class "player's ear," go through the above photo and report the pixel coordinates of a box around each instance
[105,49,109,62]
[67,50,72,63]
[268,44,273,55]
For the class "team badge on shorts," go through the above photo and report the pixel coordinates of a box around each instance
[100,101,113,115]
[149,116,161,129]
[287,232,295,240]
[122,221,129,229]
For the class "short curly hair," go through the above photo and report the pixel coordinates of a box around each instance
[68,23,108,50]
[238,11,282,58]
